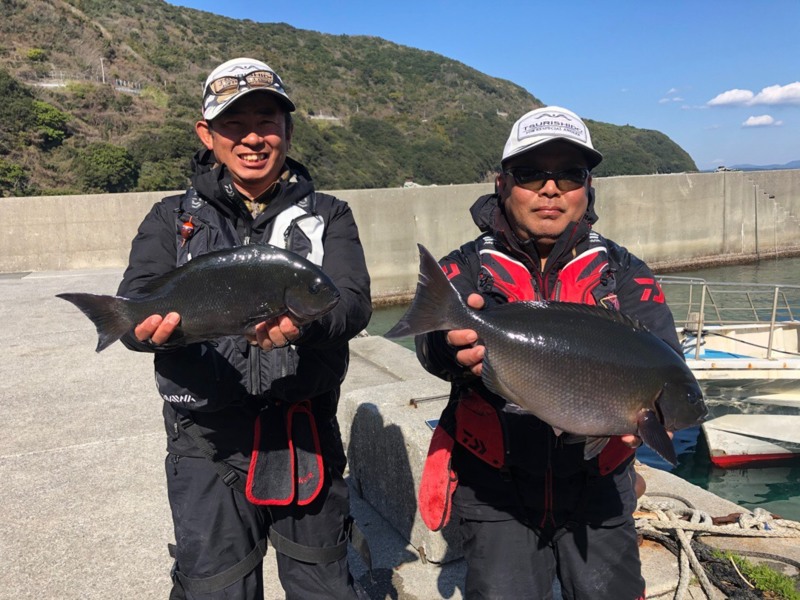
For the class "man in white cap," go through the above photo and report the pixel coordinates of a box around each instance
[116,58,371,599]
[414,106,682,598]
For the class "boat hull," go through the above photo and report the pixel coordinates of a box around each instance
[702,414,800,468]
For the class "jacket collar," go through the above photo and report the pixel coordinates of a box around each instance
[189,150,314,221]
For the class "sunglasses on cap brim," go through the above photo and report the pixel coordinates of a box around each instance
[207,70,280,100]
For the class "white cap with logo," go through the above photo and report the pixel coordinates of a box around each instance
[502,106,603,169]
[202,57,295,121]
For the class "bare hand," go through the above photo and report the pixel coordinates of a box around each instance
[620,434,642,449]
[135,312,181,346]
[447,293,485,376]
[620,430,673,449]
[247,314,302,351]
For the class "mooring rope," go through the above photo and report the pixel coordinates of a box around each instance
[635,493,800,599]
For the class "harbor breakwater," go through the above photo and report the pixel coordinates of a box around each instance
[2,169,800,304]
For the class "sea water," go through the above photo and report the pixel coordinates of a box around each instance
[367,256,800,521]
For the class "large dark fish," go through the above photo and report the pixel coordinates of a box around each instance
[385,244,706,466]
[58,244,340,352]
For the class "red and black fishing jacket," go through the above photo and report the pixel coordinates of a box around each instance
[415,192,682,527]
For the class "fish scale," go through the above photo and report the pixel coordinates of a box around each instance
[386,244,707,465]
[482,304,675,435]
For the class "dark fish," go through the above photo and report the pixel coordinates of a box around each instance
[57,244,340,352]
[386,244,706,466]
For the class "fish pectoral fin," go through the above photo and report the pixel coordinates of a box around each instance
[582,436,610,460]
[243,311,284,332]
[480,352,517,406]
[637,409,677,466]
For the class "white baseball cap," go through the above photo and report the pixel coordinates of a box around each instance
[501,106,603,169]
[202,57,295,121]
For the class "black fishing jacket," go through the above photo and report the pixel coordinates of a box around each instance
[416,192,681,524]
[117,151,372,470]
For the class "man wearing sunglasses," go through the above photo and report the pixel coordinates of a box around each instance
[415,106,681,599]
[116,58,371,599]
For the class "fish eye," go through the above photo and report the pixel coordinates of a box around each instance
[308,282,321,295]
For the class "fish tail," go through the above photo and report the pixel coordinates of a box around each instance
[56,293,134,352]
[385,244,467,338]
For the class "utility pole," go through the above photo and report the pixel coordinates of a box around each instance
[100,58,106,84]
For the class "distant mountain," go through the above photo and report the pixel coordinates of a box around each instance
[728,161,800,171]
[0,0,698,196]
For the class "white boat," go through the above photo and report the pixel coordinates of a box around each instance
[657,276,800,397]
[657,277,800,467]
[702,414,800,468]
[745,392,800,408]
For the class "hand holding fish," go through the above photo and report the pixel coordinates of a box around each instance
[447,293,486,376]
[135,312,181,346]
[248,314,303,350]
[620,431,672,448]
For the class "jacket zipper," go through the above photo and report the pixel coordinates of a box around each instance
[240,223,261,393]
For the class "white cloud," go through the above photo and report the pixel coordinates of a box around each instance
[708,82,800,106]
[708,89,754,106]
[752,82,800,105]
[742,115,783,127]
[659,89,684,103]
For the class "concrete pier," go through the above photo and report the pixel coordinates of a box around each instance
[3,267,799,599]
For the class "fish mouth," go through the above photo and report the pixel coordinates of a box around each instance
[657,382,707,430]
[287,294,340,324]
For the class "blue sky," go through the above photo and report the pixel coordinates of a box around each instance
[169,0,799,171]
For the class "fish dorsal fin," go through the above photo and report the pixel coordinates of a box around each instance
[138,247,253,296]
[138,269,178,296]
[535,301,650,332]
[136,253,217,296]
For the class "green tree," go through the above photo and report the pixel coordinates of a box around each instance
[0,70,36,146]
[136,159,190,191]
[74,143,139,193]
[127,124,197,164]
[25,48,47,62]
[32,100,70,148]
[0,158,29,196]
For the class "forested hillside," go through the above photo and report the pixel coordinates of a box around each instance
[0,0,697,196]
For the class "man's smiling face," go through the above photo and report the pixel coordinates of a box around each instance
[196,93,292,200]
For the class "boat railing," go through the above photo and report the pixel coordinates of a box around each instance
[656,276,800,360]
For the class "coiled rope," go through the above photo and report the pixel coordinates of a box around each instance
[635,493,800,599]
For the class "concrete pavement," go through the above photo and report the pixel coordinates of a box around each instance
[0,267,465,600]
[2,268,798,599]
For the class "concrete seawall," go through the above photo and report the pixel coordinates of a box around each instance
[2,169,800,303]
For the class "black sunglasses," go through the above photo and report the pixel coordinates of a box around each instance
[505,167,590,192]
